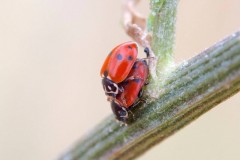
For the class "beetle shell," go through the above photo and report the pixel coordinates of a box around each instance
[115,59,149,108]
[100,42,138,83]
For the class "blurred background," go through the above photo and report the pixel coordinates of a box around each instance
[0,0,240,159]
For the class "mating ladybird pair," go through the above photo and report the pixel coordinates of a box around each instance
[100,42,149,124]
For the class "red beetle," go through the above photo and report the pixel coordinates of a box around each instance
[115,60,148,107]
[100,42,138,83]
[101,42,139,99]
[111,60,149,123]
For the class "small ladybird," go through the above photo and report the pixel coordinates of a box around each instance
[115,60,148,108]
[101,42,138,98]
[100,42,138,83]
[111,60,149,123]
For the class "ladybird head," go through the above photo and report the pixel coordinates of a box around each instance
[111,101,134,124]
[102,78,121,98]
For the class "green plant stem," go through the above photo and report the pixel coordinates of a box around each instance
[59,31,240,160]
[149,0,178,63]
[147,0,178,96]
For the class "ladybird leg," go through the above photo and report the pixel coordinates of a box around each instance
[140,56,156,61]
[138,98,147,104]
[107,96,117,102]
[115,119,128,127]
[130,99,141,108]
[107,96,112,102]
[137,89,149,104]
[144,78,150,85]
[121,122,128,127]
[138,88,143,98]
[127,109,135,121]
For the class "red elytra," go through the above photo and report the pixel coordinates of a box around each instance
[114,60,149,108]
[100,42,138,83]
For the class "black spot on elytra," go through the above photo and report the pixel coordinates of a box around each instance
[134,79,141,83]
[117,54,122,60]
[121,80,129,85]
[103,70,108,77]
[128,55,133,61]
[132,63,138,69]
[128,45,132,49]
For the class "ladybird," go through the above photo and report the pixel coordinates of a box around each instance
[100,42,150,123]
[100,42,138,83]
[111,60,149,123]
[101,42,138,98]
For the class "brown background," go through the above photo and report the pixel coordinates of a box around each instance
[0,0,240,159]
